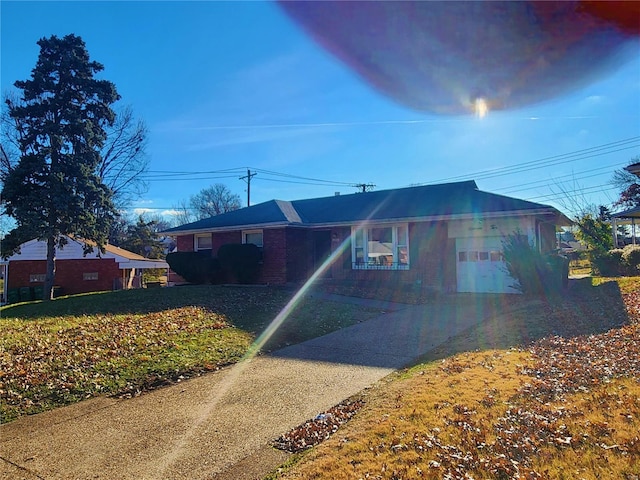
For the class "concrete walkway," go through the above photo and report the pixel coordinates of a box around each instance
[1,294,507,480]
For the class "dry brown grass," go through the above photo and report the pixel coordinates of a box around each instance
[273,278,640,480]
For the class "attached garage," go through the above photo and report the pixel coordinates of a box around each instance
[455,236,518,294]
[448,216,558,294]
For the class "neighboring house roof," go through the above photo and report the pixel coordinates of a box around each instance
[163,180,572,235]
[625,162,640,177]
[0,236,169,270]
[612,206,640,220]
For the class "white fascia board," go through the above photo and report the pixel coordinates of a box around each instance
[165,221,292,236]
[165,209,569,234]
[117,260,169,270]
[305,208,570,228]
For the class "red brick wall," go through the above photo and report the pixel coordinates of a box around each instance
[175,229,289,285]
[212,231,242,256]
[176,232,245,257]
[176,235,195,252]
[285,228,312,282]
[329,227,352,280]
[331,222,452,291]
[260,229,287,284]
[8,258,122,295]
[170,222,456,289]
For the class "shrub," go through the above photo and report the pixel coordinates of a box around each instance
[217,243,262,284]
[622,245,640,272]
[166,252,221,284]
[590,249,623,276]
[502,232,568,294]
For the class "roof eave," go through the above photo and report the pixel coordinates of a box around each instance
[164,221,296,236]
[624,163,640,177]
[166,208,570,233]
[117,260,169,269]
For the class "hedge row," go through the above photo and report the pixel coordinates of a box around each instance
[590,245,640,276]
[166,243,261,284]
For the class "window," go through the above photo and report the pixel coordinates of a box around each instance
[351,224,409,270]
[83,272,99,281]
[29,274,46,282]
[195,234,212,252]
[243,230,263,248]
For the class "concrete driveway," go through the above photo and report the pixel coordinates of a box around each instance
[1,294,509,480]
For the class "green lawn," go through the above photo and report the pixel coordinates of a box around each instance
[0,285,384,422]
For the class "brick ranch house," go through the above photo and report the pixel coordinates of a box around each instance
[1,236,169,303]
[164,181,571,294]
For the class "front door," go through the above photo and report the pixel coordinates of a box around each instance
[313,230,333,278]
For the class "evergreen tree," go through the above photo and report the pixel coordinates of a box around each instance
[120,216,165,259]
[1,34,120,300]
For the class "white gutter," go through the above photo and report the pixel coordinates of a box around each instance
[116,260,169,270]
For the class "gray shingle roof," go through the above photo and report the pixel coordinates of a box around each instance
[163,180,568,234]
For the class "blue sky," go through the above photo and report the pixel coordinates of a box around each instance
[2,1,639,222]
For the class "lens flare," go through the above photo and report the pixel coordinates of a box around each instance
[474,98,489,119]
[279,1,639,114]
[154,196,395,477]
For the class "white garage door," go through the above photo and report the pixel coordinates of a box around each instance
[456,237,518,294]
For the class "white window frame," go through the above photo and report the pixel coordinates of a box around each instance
[351,224,409,270]
[29,273,46,282]
[242,229,264,248]
[83,272,99,281]
[194,234,213,252]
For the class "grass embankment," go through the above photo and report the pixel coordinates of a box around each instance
[0,285,384,423]
[274,277,640,480]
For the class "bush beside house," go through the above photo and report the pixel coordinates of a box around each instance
[166,252,221,284]
[166,243,261,285]
[502,232,569,295]
[591,245,640,276]
[217,243,261,284]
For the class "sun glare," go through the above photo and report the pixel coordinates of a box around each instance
[474,97,489,118]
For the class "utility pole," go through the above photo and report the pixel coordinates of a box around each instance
[240,169,257,206]
[354,183,375,193]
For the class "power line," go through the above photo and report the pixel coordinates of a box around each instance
[239,169,257,206]
[495,161,630,195]
[139,174,240,182]
[253,177,359,187]
[250,168,355,186]
[525,182,618,203]
[430,136,640,184]
[354,183,376,193]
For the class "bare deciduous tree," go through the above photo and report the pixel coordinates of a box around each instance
[191,184,241,218]
[2,97,148,209]
[171,198,196,226]
[172,184,242,226]
[98,105,149,208]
